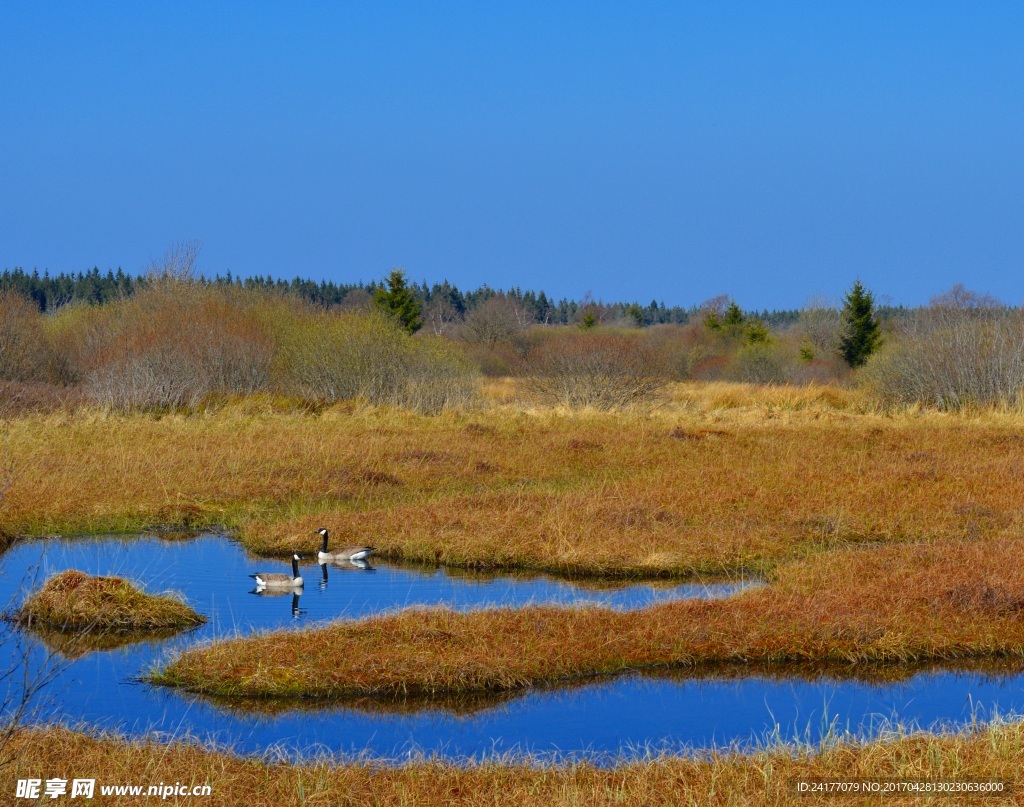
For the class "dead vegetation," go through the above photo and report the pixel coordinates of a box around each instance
[9,718,1024,806]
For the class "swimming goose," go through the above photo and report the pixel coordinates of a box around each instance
[316,528,374,562]
[250,554,304,589]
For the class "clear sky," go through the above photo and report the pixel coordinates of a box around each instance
[2,2,1022,309]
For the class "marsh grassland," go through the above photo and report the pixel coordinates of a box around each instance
[5,381,1024,802]
[8,722,1024,806]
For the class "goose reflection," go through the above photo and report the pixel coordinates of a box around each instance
[250,587,305,618]
[318,558,375,588]
[335,558,373,571]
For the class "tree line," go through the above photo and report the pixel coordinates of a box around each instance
[0,265,807,327]
[0,256,1020,413]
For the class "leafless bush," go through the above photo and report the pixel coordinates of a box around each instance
[338,288,373,311]
[0,584,67,768]
[523,330,666,409]
[0,292,49,383]
[641,324,697,380]
[728,343,789,384]
[399,336,479,412]
[798,296,842,359]
[77,283,275,411]
[277,309,477,413]
[459,294,531,347]
[865,291,1024,410]
[422,295,462,336]
[147,239,201,282]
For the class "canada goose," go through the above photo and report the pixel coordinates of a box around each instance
[316,528,374,562]
[250,554,304,589]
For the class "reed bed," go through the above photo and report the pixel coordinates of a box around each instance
[13,570,205,633]
[7,721,1024,806]
[153,538,1024,700]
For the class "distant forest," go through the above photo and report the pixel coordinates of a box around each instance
[0,266,804,329]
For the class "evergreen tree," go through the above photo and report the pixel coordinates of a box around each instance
[723,300,745,328]
[839,280,882,367]
[373,268,422,333]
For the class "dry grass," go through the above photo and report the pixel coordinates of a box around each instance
[5,385,1024,798]
[13,570,205,634]
[153,538,1024,700]
[6,722,1024,806]
[5,386,1023,579]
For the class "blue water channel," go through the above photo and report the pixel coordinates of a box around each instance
[1,534,1023,761]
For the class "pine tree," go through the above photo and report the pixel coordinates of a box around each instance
[723,300,745,328]
[839,280,882,367]
[373,268,422,333]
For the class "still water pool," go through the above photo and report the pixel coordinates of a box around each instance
[1,535,1022,761]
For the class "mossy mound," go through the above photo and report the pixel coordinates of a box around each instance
[15,570,206,634]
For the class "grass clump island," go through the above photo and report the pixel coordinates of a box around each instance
[13,569,205,635]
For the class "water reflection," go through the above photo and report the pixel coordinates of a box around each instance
[26,623,200,661]
[250,589,305,619]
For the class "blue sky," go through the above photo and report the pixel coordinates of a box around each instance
[2,2,1022,309]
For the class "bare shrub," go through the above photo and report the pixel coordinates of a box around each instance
[147,239,201,281]
[728,343,789,384]
[0,292,49,383]
[0,381,85,415]
[338,288,373,311]
[460,294,531,347]
[422,295,462,336]
[865,291,1024,410]
[798,296,842,360]
[523,330,666,409]
[76,283,275,411]
[400,336,479,413]
[642,324,697,380]
[276,309,477,413]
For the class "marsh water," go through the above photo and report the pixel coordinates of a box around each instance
[2,534,1024,761]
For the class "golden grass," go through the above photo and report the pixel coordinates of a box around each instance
[14,570,205,634]
[5,385,1024,579]
[7,722,1024,806]
[5,385,1024,798]
[153,538,1024,700]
